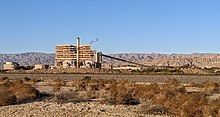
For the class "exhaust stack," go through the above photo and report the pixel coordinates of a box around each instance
[76,37,80,68]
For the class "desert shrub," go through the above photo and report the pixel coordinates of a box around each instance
[9,82,39,103]
[72,78,88,91]
[86,82,99,91]
[51,91,89,104]
[0,90,16,106]
[28,78,39,86]
[13,79,23,85]
[52,78,66,92]
[0,77,9,82]
[101,80,140,105]
[96,79,106,90]
[0,79,39,104]
[0,79,39,106]
[164,78,181,87]
[23,77,31,82]
[53,78,66,85]
[202,82,219,93]
[202,105,219,117]
[140,104,173,116]
[164,92,207,116]
[72,78,108,92]
[189,82,202,87]
[1,80,13,87]
[53,85,61,92]
[82,76,91,81]
[201,98,220,116]
[132,83,160,102]
[69,79,220,116]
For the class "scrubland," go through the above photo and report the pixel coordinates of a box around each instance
[1,76,220,116]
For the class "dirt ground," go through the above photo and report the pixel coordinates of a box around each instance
[1,73,220,84]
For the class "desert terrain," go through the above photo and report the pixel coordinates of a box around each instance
[1,74,220,116]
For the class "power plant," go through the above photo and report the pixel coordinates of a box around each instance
[55,37,102,69]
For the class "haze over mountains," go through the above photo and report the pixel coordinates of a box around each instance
[1,52,220,69]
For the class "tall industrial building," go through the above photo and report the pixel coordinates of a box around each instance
[55,38,102,68]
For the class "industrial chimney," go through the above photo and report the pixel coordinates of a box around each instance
[76,37,80,68]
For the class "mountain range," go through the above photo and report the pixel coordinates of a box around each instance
[1,52,220,69]
[0,52,55,69]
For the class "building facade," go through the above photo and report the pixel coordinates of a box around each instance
[3,62,19,70]
[55,38,102,68]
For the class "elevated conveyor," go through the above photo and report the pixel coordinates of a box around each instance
[102,54,150,68]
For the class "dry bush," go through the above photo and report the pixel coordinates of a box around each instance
[23,77,31,82]
[13,79,23,85]
[201,98,220,116]
[202,82,220,93]
[68,78,220,116]
[202,105,219,117]
[189,82,202,87]
[0,90,16,106]
[72,78,110,92]
[164,78,181,87]
[0,77,9,82]
[140,104,173,116]
[52,78,66,92]
[51,91,89,104]
[1,80,13,87]
[53,84,61,92]
[9,80,39,103]
[0,79,39,106]
[0,84,16,106]
[82,76,91,81]
[53,78,66,86]
[72,78,88,91]
[29,78,41,86]
[101,80,140,105]
[132,83,160,102]
[163,92,207,116]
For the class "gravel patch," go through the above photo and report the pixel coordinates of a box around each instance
[0,101,168,117]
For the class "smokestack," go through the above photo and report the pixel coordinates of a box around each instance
[76,37,80,68]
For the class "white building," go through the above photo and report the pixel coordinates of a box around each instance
[3,62,19,70]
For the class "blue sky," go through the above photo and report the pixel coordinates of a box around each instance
[0,0,220,54]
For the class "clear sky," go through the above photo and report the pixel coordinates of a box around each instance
[0,0,220,54]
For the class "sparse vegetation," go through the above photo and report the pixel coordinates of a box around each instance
[0,78,40,106]
[52,78,66,92]
[68,78,220,116]
[1,76,220,116]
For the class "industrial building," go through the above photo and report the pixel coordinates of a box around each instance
[34,64,49,70]
[3,62,19,70]
[55,38,102,68]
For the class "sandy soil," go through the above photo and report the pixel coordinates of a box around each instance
[0,100,167,117]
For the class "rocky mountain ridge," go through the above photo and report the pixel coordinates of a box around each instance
[1,52,220,69]
[0,52,55,69]
[103,53,220,68]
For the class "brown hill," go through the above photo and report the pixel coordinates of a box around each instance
[103,53,220,68]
